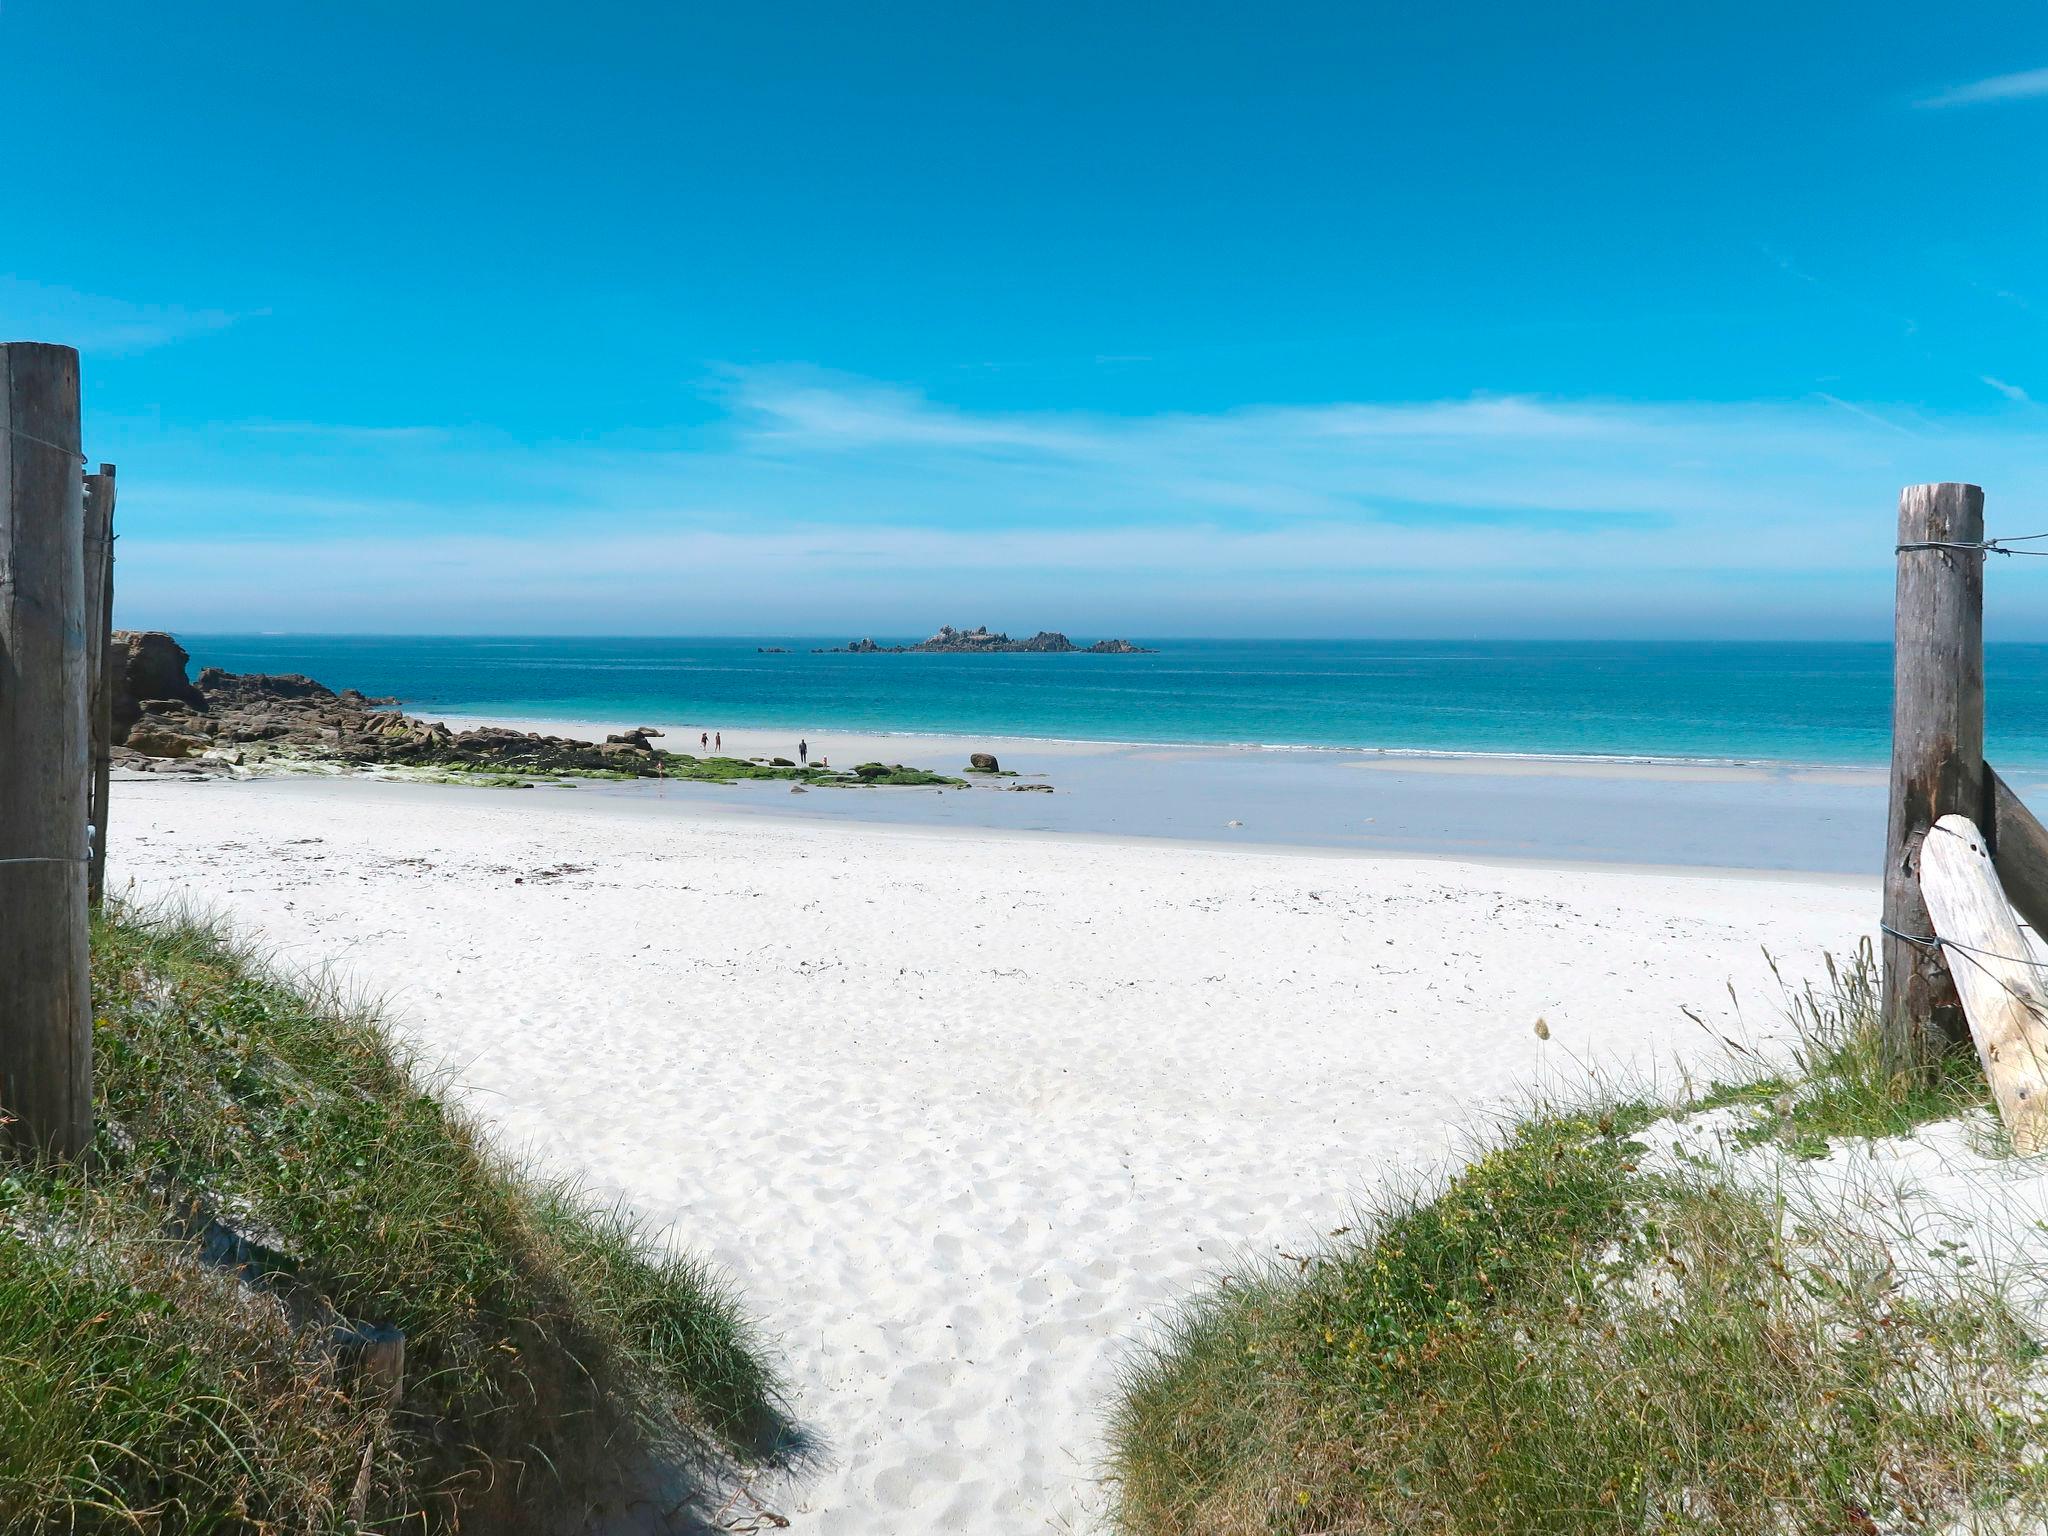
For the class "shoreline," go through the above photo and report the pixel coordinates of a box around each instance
[429,707,1898,786]
[409,707,1936,875]
[112,634,1941,873]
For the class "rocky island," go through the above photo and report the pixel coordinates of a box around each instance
[818,625,1153,654]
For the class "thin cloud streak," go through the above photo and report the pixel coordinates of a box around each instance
[1813,393,1919,437]
[0,276,242,355]
[228,421,452,444]
[1916,65,2048,108]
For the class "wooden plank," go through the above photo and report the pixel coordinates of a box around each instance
[83,464,115,906]
[1919,813,2048,1154]
[0,342,91,1158]
[1991,766,2048,946]
[1882,483,1987,1068]
[81,462,115,909]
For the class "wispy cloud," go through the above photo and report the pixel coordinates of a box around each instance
[1814,392,1919,436]
[726,371,1101,457]
[1915,65,2048,109]
[1982,375,2032,403]
[0,276,243,355]
[107,367,2048,636]
[228,421,451,444]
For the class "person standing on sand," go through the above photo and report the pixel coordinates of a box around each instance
[799,738,808,766]
[700,731,708,750]
[715,731,722,751]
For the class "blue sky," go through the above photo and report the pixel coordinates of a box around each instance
[5,0,2048,636]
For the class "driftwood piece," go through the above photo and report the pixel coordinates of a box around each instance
[332,1320,405,1405]
[1918,813,2048,1155]
[336,1320,404,1522]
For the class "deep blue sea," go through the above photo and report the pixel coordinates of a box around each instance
[178,636,2048,770]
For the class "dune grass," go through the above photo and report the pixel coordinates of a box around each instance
[0,1171,381,1531]
[1682,942,1991,1157]
[0,907,793,1533]
[1107,953,2045,1535]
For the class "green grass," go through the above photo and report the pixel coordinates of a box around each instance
[0,1172,379,1532]
[245,741,967,789]
[1684,942,1992,1158]
[0,908,793,1533]
[639,755,961,787]
[1107,956,2043,1535]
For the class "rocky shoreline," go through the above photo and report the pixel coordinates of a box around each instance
[107,633,975,789]
[816,625,1151,654]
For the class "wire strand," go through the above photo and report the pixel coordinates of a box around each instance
[4,426,86,465]
[1881,920,2048,972]
[1897,532,2048,558]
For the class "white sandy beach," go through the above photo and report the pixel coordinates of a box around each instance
[112,774,1875,1532]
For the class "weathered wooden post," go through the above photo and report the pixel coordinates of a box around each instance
[83,464,115,905]
[1882,482,1987,1072]
[0,343,91,1158]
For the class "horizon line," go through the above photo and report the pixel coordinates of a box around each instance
[135,629,2048,647]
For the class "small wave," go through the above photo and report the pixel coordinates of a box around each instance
[421,707,1865,773]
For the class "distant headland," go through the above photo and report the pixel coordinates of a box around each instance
[816,625,1153,655]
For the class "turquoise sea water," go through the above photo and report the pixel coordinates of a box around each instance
[179,636,2048,770]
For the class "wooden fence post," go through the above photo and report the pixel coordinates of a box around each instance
[83,464,115,905]
[1882,482,1987,1072]
[0,343,91,1158]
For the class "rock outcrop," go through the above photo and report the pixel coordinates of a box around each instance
[108,630,674,778]
[818,625,1152,654]
[102,632,982,792]
[919,626,1071,653]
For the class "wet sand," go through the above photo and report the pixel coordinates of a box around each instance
[426,709,2035,874]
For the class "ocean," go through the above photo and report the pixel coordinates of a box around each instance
[178,636,2048,770]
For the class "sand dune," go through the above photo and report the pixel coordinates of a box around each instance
[112,774,1872,1532]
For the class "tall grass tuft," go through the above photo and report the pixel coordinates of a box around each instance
[0,905,794,1532]
[1688,940,1991,1156]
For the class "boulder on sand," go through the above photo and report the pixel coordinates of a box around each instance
[112,631,204,737]
[969,752,1000,772]
[125,725,207,759]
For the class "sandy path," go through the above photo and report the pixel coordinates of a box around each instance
[112,775,1873,1532]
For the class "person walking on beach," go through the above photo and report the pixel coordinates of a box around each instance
[715,731,722,751]
[799,738,808,766]
[700,731,708,750]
